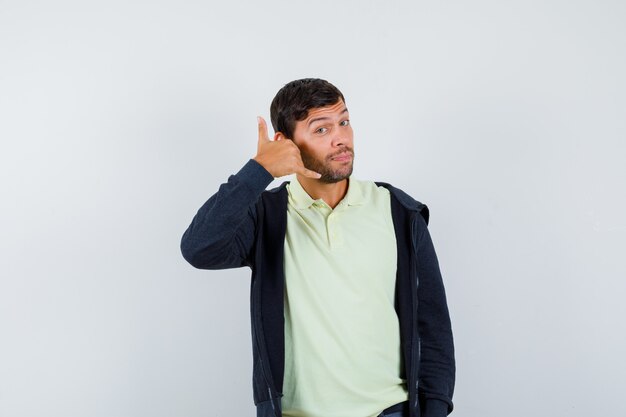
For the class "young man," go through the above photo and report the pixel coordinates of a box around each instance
[180,78,455,417]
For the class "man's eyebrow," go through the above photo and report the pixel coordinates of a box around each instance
[307,108,349,127]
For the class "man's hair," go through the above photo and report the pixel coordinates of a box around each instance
[270,78,345,139]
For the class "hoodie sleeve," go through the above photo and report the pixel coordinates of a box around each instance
[414,210,456,417]
[180,159,274,270]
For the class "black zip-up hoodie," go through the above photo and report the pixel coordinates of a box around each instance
[181,159,455,417]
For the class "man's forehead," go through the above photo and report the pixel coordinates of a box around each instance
[304,101,348,122]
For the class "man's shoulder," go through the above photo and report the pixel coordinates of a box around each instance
[368,179,423,208]
[372,180,430,225]
[257,181,289,206]
[264,180,290,194]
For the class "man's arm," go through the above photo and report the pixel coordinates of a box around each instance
[180,117,320,270]
[415,213,456,417]
[180,159,273,269]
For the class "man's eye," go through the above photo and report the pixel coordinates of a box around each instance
[340,120,350,126]
[316,127,328,134]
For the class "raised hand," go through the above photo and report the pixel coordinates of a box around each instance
[253,116,321,179]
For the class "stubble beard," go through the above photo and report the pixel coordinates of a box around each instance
[300,146,355,184]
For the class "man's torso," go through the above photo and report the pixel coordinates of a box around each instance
[281,177,409,417]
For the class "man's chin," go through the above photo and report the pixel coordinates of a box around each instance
[318,167,353,183]
[319,177,347,184]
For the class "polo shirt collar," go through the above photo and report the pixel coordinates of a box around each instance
[288,176,364,210]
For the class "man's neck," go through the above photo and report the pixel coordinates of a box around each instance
[295,175,349,209]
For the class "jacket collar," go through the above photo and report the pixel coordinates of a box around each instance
[266,179,428,224]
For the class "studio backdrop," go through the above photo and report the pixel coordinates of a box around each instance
[1,1,625,416]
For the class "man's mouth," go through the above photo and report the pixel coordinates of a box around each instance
[331,152,352,162]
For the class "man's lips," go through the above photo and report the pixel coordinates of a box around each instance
[331,152,352,161]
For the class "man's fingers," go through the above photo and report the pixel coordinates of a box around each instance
[297,166,322,179]
[257,116,270,143]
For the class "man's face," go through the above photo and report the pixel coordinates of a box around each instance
[290,100,354,183]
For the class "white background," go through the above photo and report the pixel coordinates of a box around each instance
[1,1,625,416]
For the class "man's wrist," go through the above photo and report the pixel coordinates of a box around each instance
[252,156,274,177]
[236,159,275,191]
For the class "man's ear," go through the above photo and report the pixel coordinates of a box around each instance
[274,132,288,141]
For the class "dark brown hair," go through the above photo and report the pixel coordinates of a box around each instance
[270,78,345,139]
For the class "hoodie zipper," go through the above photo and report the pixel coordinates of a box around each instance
[251,274,278,408]
[409,212,420,414]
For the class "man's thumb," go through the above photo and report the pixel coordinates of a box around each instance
[257,116,270,143]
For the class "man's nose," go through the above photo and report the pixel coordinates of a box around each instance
[330,130,350,147]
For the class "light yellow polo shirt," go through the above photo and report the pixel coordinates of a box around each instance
[282,176,408,417]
